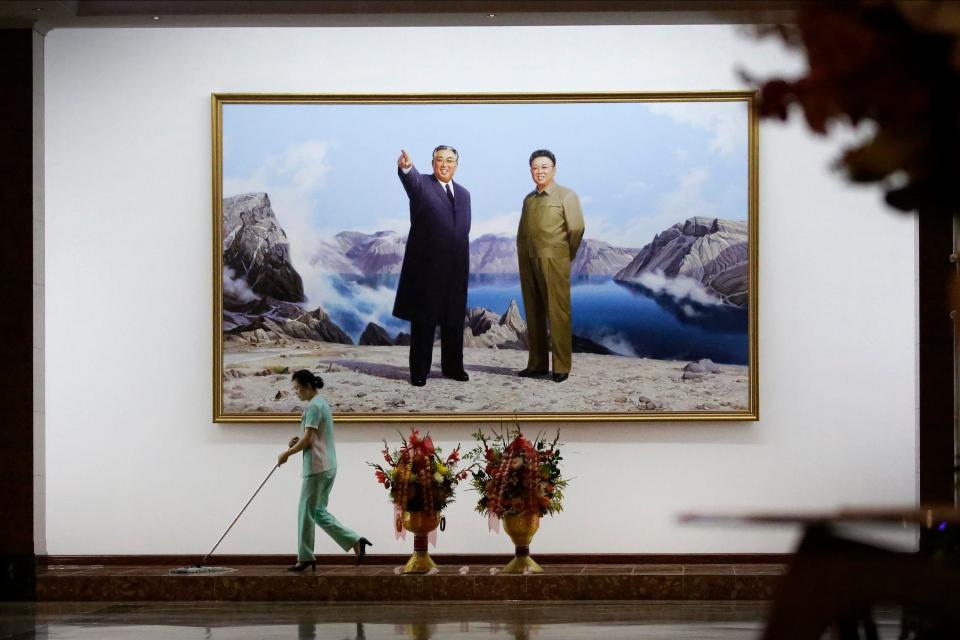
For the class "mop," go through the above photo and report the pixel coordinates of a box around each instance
[170,462,281,575]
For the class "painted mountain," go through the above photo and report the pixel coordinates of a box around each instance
[223,193,748,361]
[222,193,353,345]
[613,217,749,307]
[311,231,638,277]
[223,193,305,302]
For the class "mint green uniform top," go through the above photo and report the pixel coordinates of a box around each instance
[301,395,337,477]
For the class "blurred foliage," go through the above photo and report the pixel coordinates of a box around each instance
[743,0,960,213]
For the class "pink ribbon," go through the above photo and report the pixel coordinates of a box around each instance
[488,511,501,534]
[393,504,407,541]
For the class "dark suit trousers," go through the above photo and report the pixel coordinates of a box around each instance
[409,321,464,380]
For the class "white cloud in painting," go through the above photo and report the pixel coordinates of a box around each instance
[595,168,719,250]
[223,139,335,276]
[589,330,639,357]
[223,139,333,198]
[222,266,259,303]
[469,210,521,240]
[303,271,398,327]
[658,168,716,219]
[681,304,701,318]
[573,213,629,247]
[646,102,746,156]
[635,270,722,306]
[274,140,334,192]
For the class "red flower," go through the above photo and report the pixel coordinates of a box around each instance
[374,470,386,484]
[446,449,460,464]
[408,430,421,446]
[422,435,436,456]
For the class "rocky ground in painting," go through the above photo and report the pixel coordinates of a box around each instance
[222,342,749,415]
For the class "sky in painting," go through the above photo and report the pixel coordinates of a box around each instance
[222,99,748,253]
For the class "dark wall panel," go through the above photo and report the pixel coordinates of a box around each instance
[0,27,37,601]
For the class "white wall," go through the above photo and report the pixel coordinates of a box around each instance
[43,25,918,556]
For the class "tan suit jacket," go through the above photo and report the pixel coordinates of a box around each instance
[516,182,585,373]
[517,183,585,260]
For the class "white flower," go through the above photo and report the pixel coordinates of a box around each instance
[433,472,443,483]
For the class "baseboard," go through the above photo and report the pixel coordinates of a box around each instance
[39,553,791,566]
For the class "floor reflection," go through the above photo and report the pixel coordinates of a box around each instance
[0,601,903,639]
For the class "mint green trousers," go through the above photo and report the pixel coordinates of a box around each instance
[298,468,360,561]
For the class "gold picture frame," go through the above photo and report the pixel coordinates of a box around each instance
[211,91,759,423]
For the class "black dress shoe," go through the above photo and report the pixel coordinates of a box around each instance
[442,370,470,382]
[552,372,569,383]
[287,560,316,572]
[354,537,373,565]
[518,368,548,377]
[410,376,426,387]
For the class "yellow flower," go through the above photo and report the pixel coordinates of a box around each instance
[437,463,448,475]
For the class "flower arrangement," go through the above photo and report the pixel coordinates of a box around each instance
[465,427,568,520]
[369,429,467,514]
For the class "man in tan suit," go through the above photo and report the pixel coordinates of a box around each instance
[516,149,585,383]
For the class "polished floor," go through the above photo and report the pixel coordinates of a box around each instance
[0,601,903,639]
[36,564,784,601]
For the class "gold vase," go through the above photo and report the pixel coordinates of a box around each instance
[401,510,441,574]
[501,511,543,574]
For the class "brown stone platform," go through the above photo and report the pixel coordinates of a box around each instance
[37,563,785,601]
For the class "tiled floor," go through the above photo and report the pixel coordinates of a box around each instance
[0,601,906,639]
[36,564,786,602]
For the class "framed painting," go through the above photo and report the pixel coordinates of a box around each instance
[212,92,758,422]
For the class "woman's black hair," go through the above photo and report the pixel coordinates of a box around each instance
[292,369,324,390]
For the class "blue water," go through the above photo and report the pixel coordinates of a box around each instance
[327,274,748,365]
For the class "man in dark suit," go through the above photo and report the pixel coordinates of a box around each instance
[394,146,472,387]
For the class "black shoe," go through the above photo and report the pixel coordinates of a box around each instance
[552,372,569,383]
[355,537,373,565]
[287,560,316,573]
[518,368,548,377]
[410,376,426,387]
[443,370,470,382]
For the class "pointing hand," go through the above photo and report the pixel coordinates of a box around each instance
[397,149,413,169]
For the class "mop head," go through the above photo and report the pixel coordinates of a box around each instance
[169,565,236,575]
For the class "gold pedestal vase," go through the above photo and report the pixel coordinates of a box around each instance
[501,511,543,574]
[401,510,441,574]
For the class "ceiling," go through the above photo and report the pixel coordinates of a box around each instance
[1,1,801,33]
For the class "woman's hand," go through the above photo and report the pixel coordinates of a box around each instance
[278,451,290,467]
[288,436,300,448]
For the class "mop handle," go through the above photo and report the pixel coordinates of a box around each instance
[200,463,279,566]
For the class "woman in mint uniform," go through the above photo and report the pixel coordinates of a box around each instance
[278,369,372,572]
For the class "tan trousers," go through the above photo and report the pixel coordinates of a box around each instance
[518,253,573,374]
